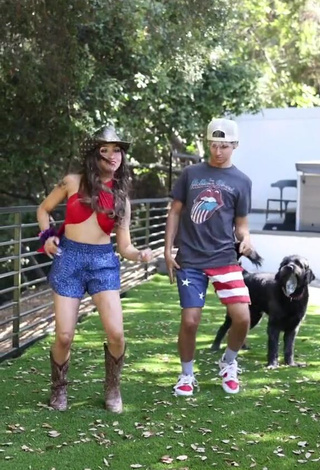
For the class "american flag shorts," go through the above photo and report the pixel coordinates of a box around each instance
[176,265,250,308]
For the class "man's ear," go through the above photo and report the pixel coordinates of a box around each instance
[233,142,239,149]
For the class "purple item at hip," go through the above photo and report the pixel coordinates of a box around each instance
[39,227,57,246]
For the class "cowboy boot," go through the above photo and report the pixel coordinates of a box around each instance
[104,343,125,413]
[49,351,69,411]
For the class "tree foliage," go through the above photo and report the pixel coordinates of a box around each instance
[228,0,320,107]
[0,0,319,205]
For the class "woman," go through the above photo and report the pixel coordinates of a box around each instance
[37,126,152,413]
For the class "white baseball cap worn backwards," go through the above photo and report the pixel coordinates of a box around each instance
[207,118,239,142]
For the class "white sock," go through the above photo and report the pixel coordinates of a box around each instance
[223,348,237,364]
[181,360,194,376]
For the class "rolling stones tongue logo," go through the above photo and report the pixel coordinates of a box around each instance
[191,187,223,224]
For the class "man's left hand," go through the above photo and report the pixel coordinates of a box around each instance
[239,239,253,257]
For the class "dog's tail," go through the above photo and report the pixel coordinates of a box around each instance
[235,242,263,267]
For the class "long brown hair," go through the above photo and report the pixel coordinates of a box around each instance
[78,147,130,224]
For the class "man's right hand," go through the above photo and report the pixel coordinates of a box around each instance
[164,252,180,284]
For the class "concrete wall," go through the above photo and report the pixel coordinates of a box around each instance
[232,107,320,210]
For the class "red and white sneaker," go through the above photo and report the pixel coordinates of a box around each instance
[219,358,241,394]
[173,374,198,396]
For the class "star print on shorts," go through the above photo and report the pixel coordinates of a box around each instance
[176,266,250,308]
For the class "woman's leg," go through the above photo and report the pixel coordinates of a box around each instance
[49,293,80,411]
[52,293,80,364]
[92,290,124,413]
[93,290,124,358]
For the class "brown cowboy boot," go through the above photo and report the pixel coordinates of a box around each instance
[104,343,125,413]
[49,351,69,411]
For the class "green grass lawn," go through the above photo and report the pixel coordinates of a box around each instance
[1,274,320,470]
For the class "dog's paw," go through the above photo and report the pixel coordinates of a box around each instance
[266,363,279,369]
[286,361,307,368]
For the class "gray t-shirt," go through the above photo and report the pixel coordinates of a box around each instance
[171,162,252,269]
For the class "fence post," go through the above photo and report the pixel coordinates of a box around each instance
[145,203,150,279]
[12,211,22,352]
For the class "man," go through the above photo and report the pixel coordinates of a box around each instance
[165,118,253,396]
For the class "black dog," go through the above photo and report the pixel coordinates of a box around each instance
[211,255,315,367]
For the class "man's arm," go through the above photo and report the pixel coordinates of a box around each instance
[234,215,253,256]
[164,200,183,283]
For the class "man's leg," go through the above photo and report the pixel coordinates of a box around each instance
[204,264,251,394]
[219,302,250,394]
[174,268,207,396]
[179,307,202,370]
[174,307,202,396]
[224,302,250,362]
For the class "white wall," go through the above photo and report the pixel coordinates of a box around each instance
[241,232,320,280]
[232,107,320,210]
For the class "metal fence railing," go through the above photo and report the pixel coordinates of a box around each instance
[0,198,169,361]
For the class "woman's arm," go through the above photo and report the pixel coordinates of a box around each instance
[37,175,73,256]
[115,199,152,262]
[37,176,71,230]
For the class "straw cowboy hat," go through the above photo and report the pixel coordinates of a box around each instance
[80,126,131,157]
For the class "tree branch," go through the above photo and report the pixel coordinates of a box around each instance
[0,189,39,205]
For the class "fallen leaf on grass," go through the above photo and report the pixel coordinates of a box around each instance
[21,445,34,452]
[176,455,188,461]
[298,441,308,447]
[160,455,174,464]
[7,424,25,433]
[191,443,206,452]
[47,430,61,438]
[198,427,212,435]
[224,460,239,467]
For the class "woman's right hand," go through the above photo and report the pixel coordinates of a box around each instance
[44,236,61,259]
[164,252,180,284]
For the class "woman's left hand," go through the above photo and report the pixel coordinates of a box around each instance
[138,248,153,263]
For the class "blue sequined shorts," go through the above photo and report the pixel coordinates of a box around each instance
[48,237,120,298]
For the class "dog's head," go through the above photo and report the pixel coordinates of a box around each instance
[275,255,315,298]
[234,242,263,268]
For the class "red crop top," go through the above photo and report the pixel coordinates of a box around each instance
[37,181,115,254]
[64,180,115,235]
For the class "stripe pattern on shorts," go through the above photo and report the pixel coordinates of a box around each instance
[203,265,250,305]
